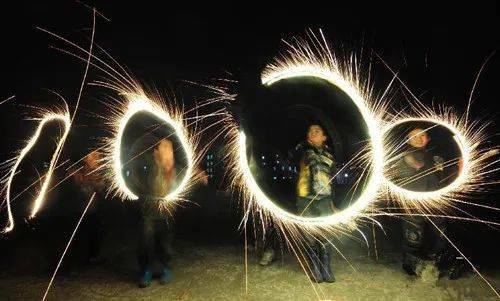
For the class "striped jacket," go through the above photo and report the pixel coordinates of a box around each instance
[296,144,336,198]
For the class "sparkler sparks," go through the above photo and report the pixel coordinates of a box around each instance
[223,30,500,299]
[380,105,499,214]
[228,30,386,229]
[227,30,499,229]
[1,9,96,233]
[31,9,207,210]
[1,6,499,297]
[370,51,499,297]
[2,110,71,233]
[220,32,389,298]
[100,88,202,210]
[0,95,16,106]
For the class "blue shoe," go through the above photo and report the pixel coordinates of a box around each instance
[139,269,152,288]
[159,267,172,284]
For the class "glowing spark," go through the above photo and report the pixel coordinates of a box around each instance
[1,10,97,233]
[228,30,386,228]
[3,111,71,232]
[101,89,200,210]
[222,30,500,299]
[0,95,15,106]
[219,31,391,300]
[37,11,209,212]
[381,109,499,213]
[376,55,500,297]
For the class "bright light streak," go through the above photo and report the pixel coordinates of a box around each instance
[3,111,71,233]
[102,89,200,211]
[381,108,498,212]
[229,31,386,228]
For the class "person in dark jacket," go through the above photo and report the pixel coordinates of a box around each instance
[395,128,450,277]
[72,150,106,265]
[296,123,337,283]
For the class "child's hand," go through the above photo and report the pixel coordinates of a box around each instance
[404,154,424,170]
[433,156,444,171]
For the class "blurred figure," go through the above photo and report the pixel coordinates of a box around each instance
[72,150,106,265]
[396,128,461,278]
[296,123,337,283]
[131,137,176,288]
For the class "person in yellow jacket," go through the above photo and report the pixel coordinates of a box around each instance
[296,123,337,283]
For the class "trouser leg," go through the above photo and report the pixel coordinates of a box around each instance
[402,216,426,274]
[138,217,155,271]
[155,218,174,268]
[428,217,447,258]
[296,197,332,282]
[296,197,318,246]
[315,198,335,282]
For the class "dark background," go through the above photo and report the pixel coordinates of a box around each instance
[0,1,499,275]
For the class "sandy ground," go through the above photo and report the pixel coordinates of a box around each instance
[0,239,498,301]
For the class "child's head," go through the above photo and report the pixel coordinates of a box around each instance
[154,138,174,165]
[407,128,430,148]
[307,124,327,147]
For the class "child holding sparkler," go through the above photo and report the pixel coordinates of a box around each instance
[296,123,337,283]
[130,136,176,288]
[397,127,451,278]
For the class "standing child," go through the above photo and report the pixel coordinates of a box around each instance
[296,123,337,283]
[396,128,449,277]
[130,137,176,288]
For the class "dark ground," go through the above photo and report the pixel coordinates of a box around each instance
[0,188,499,301]
[1,241,499,301]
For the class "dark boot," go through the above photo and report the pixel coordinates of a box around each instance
[306,248,323,283]
[320,247,335,283]
[139,268,152,288]
[402,253,420,276]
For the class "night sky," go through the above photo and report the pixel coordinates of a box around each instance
[4,4,498,178]
[0,2,498,150]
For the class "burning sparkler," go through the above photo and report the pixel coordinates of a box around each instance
[100,89,202,210]
[1,8,96,233]
[1,6,498,296]
[222,30,500,299]
[227,30,387,230]
[2,110,71,233]
[25,10,210,213]
[381,111,484,211]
